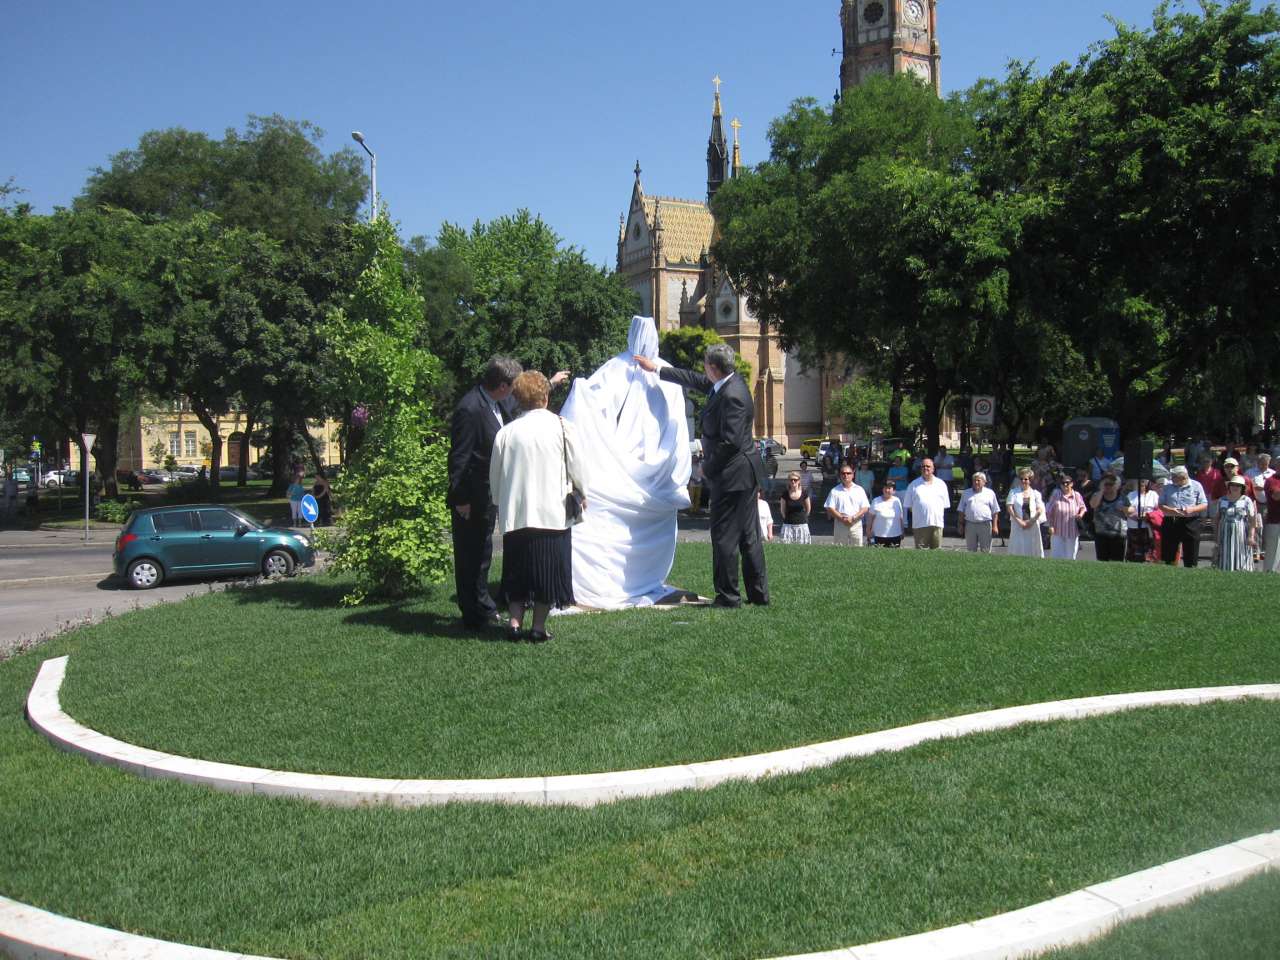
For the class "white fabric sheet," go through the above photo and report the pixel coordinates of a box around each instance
[559,316,691,609]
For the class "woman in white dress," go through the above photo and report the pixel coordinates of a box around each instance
[1007,467,1046,558]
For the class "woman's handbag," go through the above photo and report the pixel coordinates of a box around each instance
[560,418,585,525]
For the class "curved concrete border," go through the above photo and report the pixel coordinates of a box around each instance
[3,829,1277,960]
[26,655,1280,808]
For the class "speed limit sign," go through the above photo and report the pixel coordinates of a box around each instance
[970,395,996,426]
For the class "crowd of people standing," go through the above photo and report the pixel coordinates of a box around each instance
[758,441,1280,575]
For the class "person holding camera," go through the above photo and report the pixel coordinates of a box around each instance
[1159,465,1209,567]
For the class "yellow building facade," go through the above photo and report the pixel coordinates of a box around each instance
[117,403,344,472]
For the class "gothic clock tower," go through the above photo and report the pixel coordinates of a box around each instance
[839,0,940,94]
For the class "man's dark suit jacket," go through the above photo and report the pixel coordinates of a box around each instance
[447,385,514,508]
[659,368,764,493]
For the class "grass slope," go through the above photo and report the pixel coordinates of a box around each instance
[1044,870,1280,959]
[1,544,1277,958]
[55,544,1280,778]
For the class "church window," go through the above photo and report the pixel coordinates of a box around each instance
[862,1,885,25]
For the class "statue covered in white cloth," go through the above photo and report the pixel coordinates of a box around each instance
[559,316,691,608]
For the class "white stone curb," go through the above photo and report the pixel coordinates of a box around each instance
[0,894,276,959]
[3,830,1277,960]
[768,829,1280,959]
[25,656,1280,808]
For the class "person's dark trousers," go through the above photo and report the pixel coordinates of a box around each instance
[452,505,498,626]
[1160,516,1202,567]
[1095,536,1126,561]
[709,486,769,606]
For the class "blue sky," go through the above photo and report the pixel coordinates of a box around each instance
[2,1,1223,266]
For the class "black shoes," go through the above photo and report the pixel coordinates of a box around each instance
[528,630,552,643]
[712,597,742,609]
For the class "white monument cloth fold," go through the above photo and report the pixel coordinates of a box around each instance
[559,316,691,609]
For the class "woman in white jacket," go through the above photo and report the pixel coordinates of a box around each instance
[489,371,589,642]
[1006,467,1046,558]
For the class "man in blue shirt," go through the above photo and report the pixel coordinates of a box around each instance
[1159,465,1209,567]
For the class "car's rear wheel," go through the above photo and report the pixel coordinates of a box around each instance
[262,549,295,578]
[126,558,163,590]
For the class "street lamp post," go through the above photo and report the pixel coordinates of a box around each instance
[351,131,377,222]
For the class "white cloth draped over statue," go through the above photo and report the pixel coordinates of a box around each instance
[559,316,691,608]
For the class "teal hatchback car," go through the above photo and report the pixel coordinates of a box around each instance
[113,504,316,589]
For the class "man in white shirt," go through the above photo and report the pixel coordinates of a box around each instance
[957,472,1001,553]
[903,458,951,549]
[824,466,869,545]
[1247,453,1274,510]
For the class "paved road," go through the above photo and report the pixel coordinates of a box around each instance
[0,528,254,659]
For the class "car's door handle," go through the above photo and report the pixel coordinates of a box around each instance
[201,534,213,539]
[150,536,162,541]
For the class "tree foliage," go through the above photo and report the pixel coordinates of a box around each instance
[715,2,1280,446]
[830,378,922,441]
[79,115,366,243]
[0,206,164,495]
[322,219,451,605]
[713,76,1025,453]
[407,210,637,400]
[972,0,1280,438]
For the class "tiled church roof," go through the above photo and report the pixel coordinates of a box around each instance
[642,196,713,265]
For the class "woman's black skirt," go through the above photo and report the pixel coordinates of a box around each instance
[501,527,575,608]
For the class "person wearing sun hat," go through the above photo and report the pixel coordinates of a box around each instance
[1159,464,1208,567]
[1213,474,1257,571]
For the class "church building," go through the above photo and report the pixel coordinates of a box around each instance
[615,1,942,447]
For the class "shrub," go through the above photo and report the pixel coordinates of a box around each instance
[95,499,137,524]
[321,218,451,605]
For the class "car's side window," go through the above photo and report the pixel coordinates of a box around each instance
[196,509,237,531]
[153,511,196,532]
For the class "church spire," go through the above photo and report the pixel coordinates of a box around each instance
[706,75,729,203]
[731,118,743,177]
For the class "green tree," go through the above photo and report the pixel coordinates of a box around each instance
[0,206,162,497]
[714,76,1025,453]
[972,1,1280,438]
[408,210,637,400]
[830,378,922,442]
[79,115,366,242]
[322,218,450,605]
[80,116,366,491]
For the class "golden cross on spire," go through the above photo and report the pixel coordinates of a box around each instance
[731,118,742,143]
[712,75,722,95]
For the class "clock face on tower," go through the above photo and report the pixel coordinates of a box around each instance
[904,0,926,26]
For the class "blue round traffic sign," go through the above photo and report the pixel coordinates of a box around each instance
[299,494,319,523]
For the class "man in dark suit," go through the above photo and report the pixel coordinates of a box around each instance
[636,344,768,607]
[448,357,569,629]
[448,356,523,629]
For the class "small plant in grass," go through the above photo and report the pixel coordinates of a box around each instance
[321,217,451,605]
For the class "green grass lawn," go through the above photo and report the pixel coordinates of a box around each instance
[56,544,1280,778]
[1,544,1277,959]
[1043,870,1280,959]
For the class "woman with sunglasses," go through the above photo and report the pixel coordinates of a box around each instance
[1045,472,1088,559]
[777,472,812,544]
[1006,467,1046,558]
[1089,472,1128,561]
